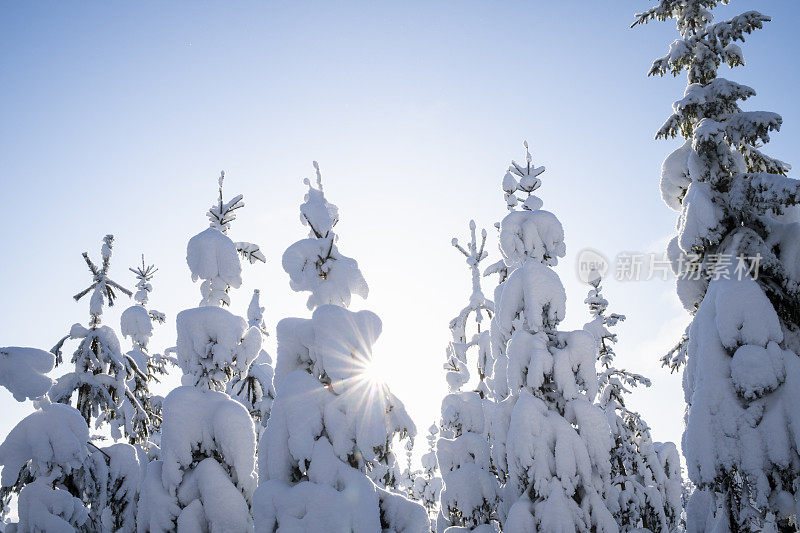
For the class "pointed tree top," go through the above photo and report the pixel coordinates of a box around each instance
[503,141,546,212]
[129,254,158,306]
[207,171,244,233]
[312,160,324,192]
[73,234,132,325]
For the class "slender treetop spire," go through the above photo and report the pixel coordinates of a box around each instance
[129,254,158,307]
[73,234,131,327]
[503,141,546,212]
[312,160,324,192]
[451,220,493,332]
[207,170,245,234]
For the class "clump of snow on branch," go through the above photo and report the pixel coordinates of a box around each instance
[0,347,54,402]
[175,305,261,390]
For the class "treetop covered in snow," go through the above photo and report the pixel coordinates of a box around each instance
[256,166,425,531]
[72,234,132,327]
[282,162,368,310]
[187,171,265,307]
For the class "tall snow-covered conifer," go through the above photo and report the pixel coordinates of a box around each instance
[137,172,261,532]
[1,240,155,532]
[227,289,276,436]
[0,401,92,531]
[415,424,444,528]
[635,2,800,530]
[49,235,152,444]
[485,144,618,532]
[254,162,427,532]
[120,256,172,447]
[436,220,498,532]
[0,346,92,531]
[584,276,682,532]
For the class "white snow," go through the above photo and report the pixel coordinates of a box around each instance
[12,480,89,533]
[175,305,261,389]
[154,386,257,532]
[660,140,692,210]
[499,210,566,268]
[0,347,54,402]
[0,402,89,488]
[186,227,243,307]
[120,305,154,348]
[282,238,368,310]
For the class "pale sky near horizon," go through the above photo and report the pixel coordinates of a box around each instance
[1,1,799,465]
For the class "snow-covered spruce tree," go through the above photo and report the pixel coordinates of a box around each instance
[226,289,276,437]
[254,162,428,532]
[411,424,443,530]
[634,3,800,530]
[0,400,92,531]
[136,172,261,532]
[0,347,74,529]
[49,235,153,444]
[120,256,173,447]
[436,221,498,532]
[1,250,152,532]
[485,144,618,532]
[583,275,682,532]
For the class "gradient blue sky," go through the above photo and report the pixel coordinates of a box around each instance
[1,1,798,458]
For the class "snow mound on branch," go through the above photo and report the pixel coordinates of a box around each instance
[91,442,148,532]
[175,457,253,532]
[553,329,599,401]
[176,306,261,389]
[0,403,89,487]
[493,260,567,341]
[503,392,615,532]
[186,227,242,305]
[311,304,381,387]
[712,276,782,349]
[499,210,566,268]
[300,185,339,237]
[506,330,551,393]
[683,277,800,509]
[0,347,55,401]
[437,432,497,527]
[13,479,90,533]
[273,305,381,390]
[661,140,693,210]
[160,386,257,501]
[255,438,426,532]
[136,460,180,533]
[262,367,412,486]
[730,342,787,400]
[120,305,153,347]
[440,392,485,436]
[227,350,276,424]
[677,181,724,253]
[282,238,368,310]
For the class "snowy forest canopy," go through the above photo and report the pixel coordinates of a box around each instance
[1,1,799,532]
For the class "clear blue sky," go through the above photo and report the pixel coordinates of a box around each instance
[1,1,798,457]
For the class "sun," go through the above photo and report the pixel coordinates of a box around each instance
[361,356,390,387]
